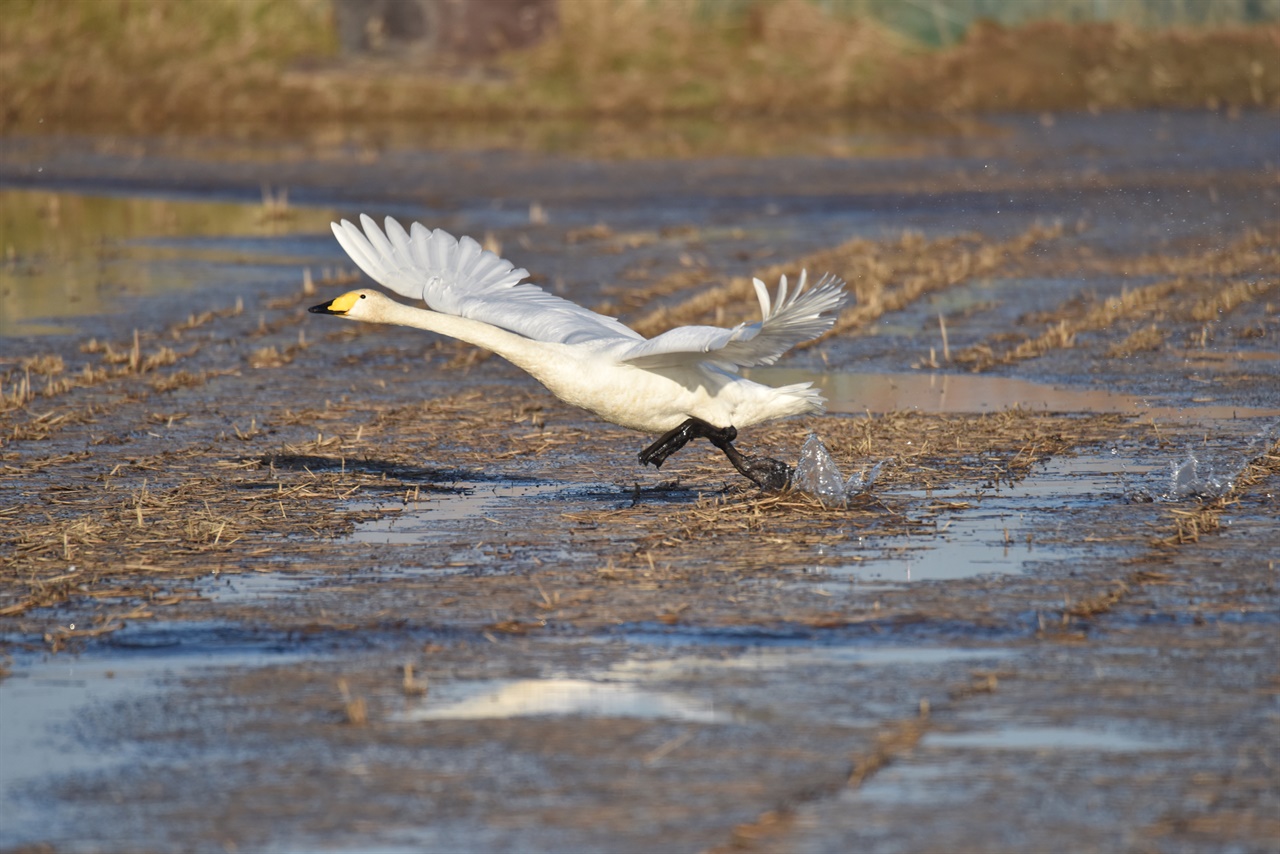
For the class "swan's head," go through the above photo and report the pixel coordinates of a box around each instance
[308,288,393,321]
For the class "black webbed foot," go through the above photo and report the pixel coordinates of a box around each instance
[638,417,737,469]
[736,455,793,491]
[705,433,792,491]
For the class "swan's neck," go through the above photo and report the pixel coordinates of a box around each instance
[373,300,549,372]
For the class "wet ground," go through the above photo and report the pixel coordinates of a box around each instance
[1,112,1278,852]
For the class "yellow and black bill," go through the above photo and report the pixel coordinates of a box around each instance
[308,292,362,316]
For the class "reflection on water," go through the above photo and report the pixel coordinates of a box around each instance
[609,646,1013,679]
[404,646,1013,725]
[425,113,989,159]
[346,482,609,545]
[851,725,1180,812]
[831,453,1160,584]
[751,368,1141,414]
[0,636,309,846]
[749,368,1280,419]
[401,678,727,723]
[0,189,335,335]
[924,725,1177,753]
[201,569,318,604]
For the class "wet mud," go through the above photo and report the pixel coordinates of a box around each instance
[1,112,1278,852]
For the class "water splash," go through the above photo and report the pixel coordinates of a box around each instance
[847,457,891,494]
[1123,450,1240,503]
[1166,452,1236,500]
[1125,419,1278,503]
[793,434,846,505]
[792,433,891,507]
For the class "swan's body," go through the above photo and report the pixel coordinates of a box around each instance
[311,215,847,487]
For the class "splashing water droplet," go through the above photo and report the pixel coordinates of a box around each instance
[793,433,848,507]
[1166,452,1237,501]
[1169,453,1201,499]
[792,433,892,506]
[848,457,892,495]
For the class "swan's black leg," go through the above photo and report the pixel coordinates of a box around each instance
[638,417,737,468]
[638,417,790,491]
[705,433,793,492]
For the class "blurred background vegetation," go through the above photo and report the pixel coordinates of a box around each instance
[785,0,1280,43]
[2,0,1277,141]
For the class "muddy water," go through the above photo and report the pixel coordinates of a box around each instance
[0,188,338,335]
[1,112,1278,852]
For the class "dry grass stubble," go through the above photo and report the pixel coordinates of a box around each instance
[4,1,1278,137]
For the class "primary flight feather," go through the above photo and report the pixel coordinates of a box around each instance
[313,215,848,489]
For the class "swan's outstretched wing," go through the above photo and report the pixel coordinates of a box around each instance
[332,216,642,346]
[612,272,847,370]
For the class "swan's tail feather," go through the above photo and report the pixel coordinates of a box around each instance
[774,381,827,416]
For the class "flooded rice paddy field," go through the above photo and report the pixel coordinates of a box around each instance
[1,112,1278,852]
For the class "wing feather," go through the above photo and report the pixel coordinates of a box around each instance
[330,216,846,362]
[753,277,772,318]
[455,236,483,285]
[361,214,399,268]
[615,271,847,370]
[385,216,412,260]
[332,219,382,279]
[330,216,641,345]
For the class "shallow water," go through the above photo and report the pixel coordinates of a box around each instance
[923,725,1179,753]
[1,112,1276,852]
[0,187,335,335]
[333,452,1157,585]
[345,481,617,545]
[0,627,313,845]
[751,367,1280,419]
[201,569,320,603]
[399,677,730,723]
[0,630,1013,847]
[824,453,1158,584]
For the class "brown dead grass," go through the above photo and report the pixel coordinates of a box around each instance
[626,222,1069,342]
[955,225,1280,369]
[3,1,1277,140]
[0,218,1271,647]
[563,409,1132,599]
[1105,323,1168,358]
[0,285,296,448]
[897,19,1280,114]
[0,378,1131,642]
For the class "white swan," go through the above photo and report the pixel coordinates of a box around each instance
[310,215,847,489]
